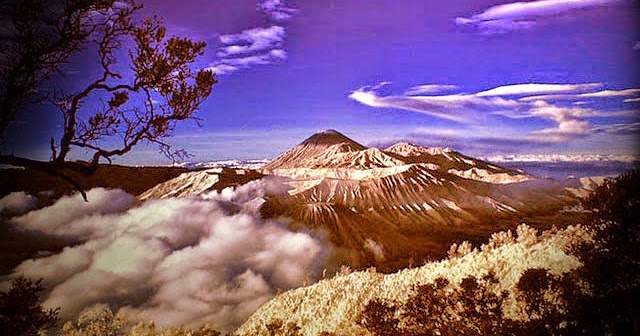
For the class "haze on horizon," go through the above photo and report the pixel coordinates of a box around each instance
[3,0,639,165]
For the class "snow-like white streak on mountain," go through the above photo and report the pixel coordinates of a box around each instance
[448,168,533,184]
[8,183,330,332]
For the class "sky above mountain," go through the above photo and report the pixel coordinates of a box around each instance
[5,0,639,164]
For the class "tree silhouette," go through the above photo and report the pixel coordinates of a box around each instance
[1,0,120,142]
[49,6,216,165]
[0,0,216,198]
[0,276,59,336]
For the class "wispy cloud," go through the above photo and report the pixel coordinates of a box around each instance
[348,84,521,123]
[217,26,285,57]
[591,122,640,134]
[206,2,298,75]
[349,81,640,145]
[455,0,623,35]
[404,84,460,96]
[529,101,591,137]
[476,83,602,97]
[259,0,298,21]
[520,88,640,101]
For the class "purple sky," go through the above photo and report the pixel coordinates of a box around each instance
[4,0,639,164]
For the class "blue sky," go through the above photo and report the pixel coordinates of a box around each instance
[4,0,639,164]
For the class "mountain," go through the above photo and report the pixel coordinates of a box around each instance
[264,130,530,184]
[257,130,585,269]
[139,167,263,200]
[140,130,588,270]
[263,129,367,170]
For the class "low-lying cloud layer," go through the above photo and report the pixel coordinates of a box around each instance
[8,180,329,332]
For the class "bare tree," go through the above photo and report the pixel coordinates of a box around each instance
[50,4,216,165]
[0,0,216,198]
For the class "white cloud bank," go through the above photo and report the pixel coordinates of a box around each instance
[9,181,329,332]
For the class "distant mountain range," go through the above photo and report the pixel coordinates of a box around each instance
[482,153,639,163]
[172,138,638,180]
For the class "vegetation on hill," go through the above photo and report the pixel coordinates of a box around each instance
[354,169,640,336]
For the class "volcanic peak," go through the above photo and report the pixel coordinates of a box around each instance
[300,129,366,150]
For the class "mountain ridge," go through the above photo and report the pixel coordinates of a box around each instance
[264,129,532,185]
[139,129,586,271]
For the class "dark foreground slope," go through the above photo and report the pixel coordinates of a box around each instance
[0,164,190,199]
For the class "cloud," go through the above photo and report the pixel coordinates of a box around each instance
[348,83,521,123]
[203,64,239,75]
[520,88,640,101]
[207,50,287,74]
[0,191,37,215]
[13,188,136,238]
[404,84,459,96]
[476,83,602,97]
[591,122,640,135]
[217,26,285,57]
[259,0,298,21]
[223,49,287,66]
[456,0,622,34]
[350,81,639,147]
[9,180,330,332]
[528,101,598,135]
[207,2,298,75]
[209,26,288,74]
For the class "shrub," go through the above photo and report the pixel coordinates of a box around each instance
[0,276,59,336]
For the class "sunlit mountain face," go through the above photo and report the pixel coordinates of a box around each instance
[142,129,594,271]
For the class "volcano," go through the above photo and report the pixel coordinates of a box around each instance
[256,130,584,270]
[141,130,588,270]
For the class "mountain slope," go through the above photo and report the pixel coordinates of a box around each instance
[138,168,263,200]
[140,130,584,270]
[236,223,593,335]
[257,130,567,268]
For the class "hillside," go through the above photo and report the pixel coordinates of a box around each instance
[0,164,190,199]
[256,130,582,270]
[237,223,592,335]
[238,170,640,335]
